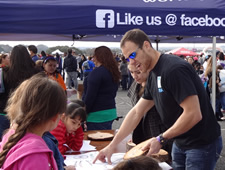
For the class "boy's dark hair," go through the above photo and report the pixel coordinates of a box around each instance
[66,103,86,122]
[28,45,38,54]
[113,156,162,170]
[70,99,85,107]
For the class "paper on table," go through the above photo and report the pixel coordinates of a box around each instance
[159,162,173,170]
[64,151,124,170]
[65,140,96,154]
[65,151,172,170]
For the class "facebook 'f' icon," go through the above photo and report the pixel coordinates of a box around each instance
[96,10,115,28]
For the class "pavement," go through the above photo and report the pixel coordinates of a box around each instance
[70,87,225,169]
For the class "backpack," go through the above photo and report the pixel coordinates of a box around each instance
[83,61,90,70]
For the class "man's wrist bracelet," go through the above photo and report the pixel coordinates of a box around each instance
[156,133,167,145]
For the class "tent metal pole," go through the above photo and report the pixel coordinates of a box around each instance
[212,37,216,113]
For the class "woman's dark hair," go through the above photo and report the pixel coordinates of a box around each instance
[94,46,121,83]
[218,52,224,61]
[0,73,67,167]
[0,54,8,64]
[65,103,86,122]
[41,51,46,57]
[4,45,37,89]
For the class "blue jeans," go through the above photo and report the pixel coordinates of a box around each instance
[66,71,78,90]
[220,92,225,110]
[0,115,10,140]
[172,136,222,170]
[87,120,113,130]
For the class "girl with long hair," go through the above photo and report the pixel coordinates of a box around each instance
[0,45,38,139]
[0,73,67,169]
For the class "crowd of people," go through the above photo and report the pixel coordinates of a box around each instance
[0,30,224,169]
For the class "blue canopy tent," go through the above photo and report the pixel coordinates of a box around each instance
[0,0,225,36]
[0,0,225,111]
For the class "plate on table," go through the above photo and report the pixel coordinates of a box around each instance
[87,132,114,141]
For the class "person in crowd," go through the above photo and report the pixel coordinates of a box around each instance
[218,65,225,113]
[40,50,47,60]
[43,56,66,92]
[127,64,172,155]
[192,60,203,75]
[113,156,162,170]
[217,52,225,68]
[198,53,204,65]
[127,69,134,89]
[0,54,10,68]
[82,56,95,79]
[187,56,194,65]
[63,48,78,90]
[83,46,120,130]
[62,51,68,80]
[28,45,39,62]
[203,54,211,71]
[51,102,86,155]
[179,55,185,60]
[205,57,225,121]
[0,73,67,169]
[43,132,75,170]
[82,56,96,100]
[120,56,128,90]
[0,45,38,139]
[55,52,63,75]
[94,29,222,170]
[79,54,87,81]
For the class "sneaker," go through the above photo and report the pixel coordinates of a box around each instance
[221,116,225,120]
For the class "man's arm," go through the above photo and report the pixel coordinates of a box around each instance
[162,95,202,139]
[143,95,202,155]
[93,98,154,164]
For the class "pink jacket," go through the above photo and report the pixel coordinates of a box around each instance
[0,129,58,170]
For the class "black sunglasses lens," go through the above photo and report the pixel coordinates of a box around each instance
[126,58,130,62]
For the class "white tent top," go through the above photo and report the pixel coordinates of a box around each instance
[51,49,63,55]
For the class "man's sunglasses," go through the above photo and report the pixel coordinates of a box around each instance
[126,47,139,62]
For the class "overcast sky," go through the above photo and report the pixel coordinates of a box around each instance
[0,41,224,51]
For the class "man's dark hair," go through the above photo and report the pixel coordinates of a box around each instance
[68,48,72,54]
[28,45,37,54]
[120,29,152,49]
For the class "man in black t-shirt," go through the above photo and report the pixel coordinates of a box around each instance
[94,29,222,170]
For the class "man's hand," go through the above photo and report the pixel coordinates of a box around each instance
[93,144,116,165]
[141,137,162,156]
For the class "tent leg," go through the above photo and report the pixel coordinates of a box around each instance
[212,37,216,113]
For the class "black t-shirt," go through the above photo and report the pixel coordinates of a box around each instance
[143,54,221,149]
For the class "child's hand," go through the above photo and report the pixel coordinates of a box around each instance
[64,165,76,170]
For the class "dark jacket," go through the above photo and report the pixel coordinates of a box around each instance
[43,132,65,170]
[63,54,77,72]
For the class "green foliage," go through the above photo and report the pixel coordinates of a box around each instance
[46,46,83,55]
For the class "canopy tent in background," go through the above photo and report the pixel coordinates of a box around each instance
[166,47,199,57]
[51,49,64,55]
[0,0,224,112]
[0,0,225,36]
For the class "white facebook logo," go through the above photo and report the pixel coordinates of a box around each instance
[96,10,115,28]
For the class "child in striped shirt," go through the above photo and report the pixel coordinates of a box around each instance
[51,102,86,155]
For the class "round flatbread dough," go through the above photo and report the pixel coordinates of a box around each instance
[87,132,114,141]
